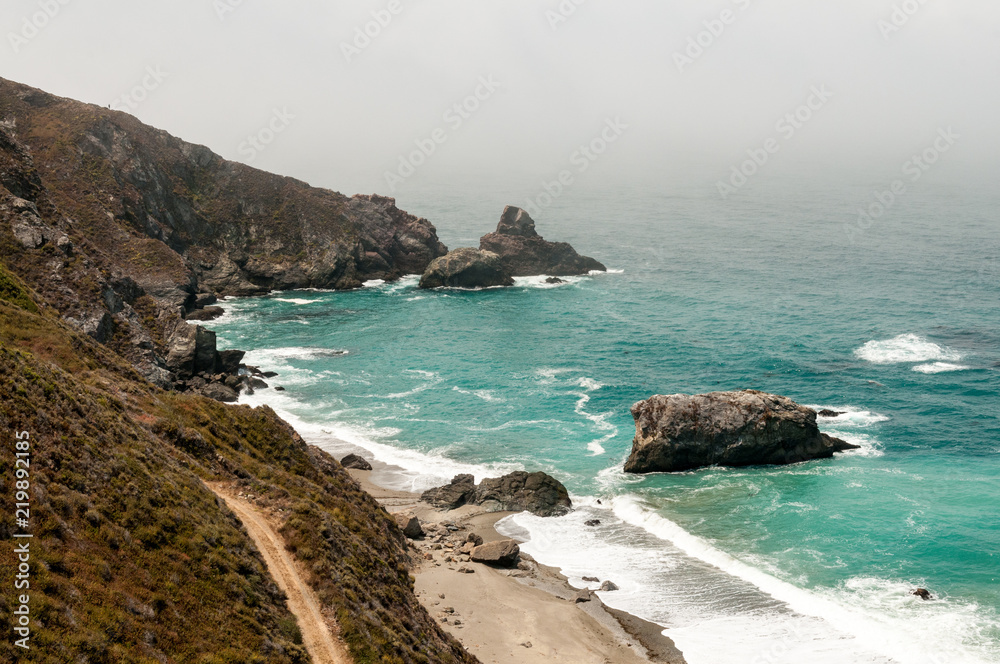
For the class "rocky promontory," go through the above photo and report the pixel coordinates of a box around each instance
[418,247,514,289]
[0,76,447,395]
[479,206,606,276]
[421,471,572,517]
[624,390,859,473]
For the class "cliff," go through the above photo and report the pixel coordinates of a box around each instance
[0,79,476,664]
[0,76,447,390]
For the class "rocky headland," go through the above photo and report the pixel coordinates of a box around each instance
[0,76,447,401]
[624,390,860,473]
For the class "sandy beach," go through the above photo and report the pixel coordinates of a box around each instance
[351,468,687,664]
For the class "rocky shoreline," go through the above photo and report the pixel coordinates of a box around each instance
[347,460,687,664]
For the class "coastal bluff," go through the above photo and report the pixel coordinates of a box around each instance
[624,390,859,473]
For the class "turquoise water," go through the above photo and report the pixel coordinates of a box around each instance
[208,175,1000,663]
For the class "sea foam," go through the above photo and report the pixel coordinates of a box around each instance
[855,333,963,365]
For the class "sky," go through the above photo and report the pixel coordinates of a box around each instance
[2,0,999,206]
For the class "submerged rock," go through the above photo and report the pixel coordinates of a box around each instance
[624,390,859,474]
[420,471,572,517]
[418,248,513,289]
[479,206,606,276]
[912,588,933,601]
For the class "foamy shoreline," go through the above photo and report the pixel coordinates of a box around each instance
[347,463,686,664]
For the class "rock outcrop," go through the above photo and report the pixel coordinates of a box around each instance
[418,248,514,289]
[421,474,478,510]
[479,206,606,276]
[420,471,572,517]
[624,390,859,474]
[474,471,573,517]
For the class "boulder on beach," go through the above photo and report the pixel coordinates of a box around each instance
[418,248,514,289]
[624,390,860,474]
[479,206,606,276]
[420,471,572,517]
[470,539,520,567]
[341,453,373,471]
[393,512,424,539]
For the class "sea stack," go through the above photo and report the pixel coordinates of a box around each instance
[418,247,514,289]
[479,206,606,276]
[624,390,859,474]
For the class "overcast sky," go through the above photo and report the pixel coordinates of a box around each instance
[2,0,999,203]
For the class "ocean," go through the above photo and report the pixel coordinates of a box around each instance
[206,170,1000,664]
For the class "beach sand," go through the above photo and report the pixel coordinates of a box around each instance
[351,468,686,664]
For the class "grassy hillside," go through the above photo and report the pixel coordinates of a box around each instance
[0,265,477,663]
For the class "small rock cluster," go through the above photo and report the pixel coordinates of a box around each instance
[420,471,572,517]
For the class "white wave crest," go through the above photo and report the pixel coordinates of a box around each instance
[855,334,963,365]
[913,362,972,374]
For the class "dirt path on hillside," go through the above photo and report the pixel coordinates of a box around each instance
[209,484,352,664]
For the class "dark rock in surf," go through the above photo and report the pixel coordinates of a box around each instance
[418,248,514,289]
[624,390,860,474]
[185,306,225,321]
[479,206,606,276]
[817,409,845,418]
[341,453,373,471]
[474,471,572,517]
[912,588,933,601]
[421,474,477,510]
[545,277,566,284]
[420,471,572,517]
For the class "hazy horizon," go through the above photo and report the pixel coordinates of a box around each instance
[3,0,999,207]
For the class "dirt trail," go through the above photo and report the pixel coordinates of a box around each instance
[209,484,352,664]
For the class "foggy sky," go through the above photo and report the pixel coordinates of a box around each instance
[2,0,999,204]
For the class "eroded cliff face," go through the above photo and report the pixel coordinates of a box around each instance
[0,76,447,389]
